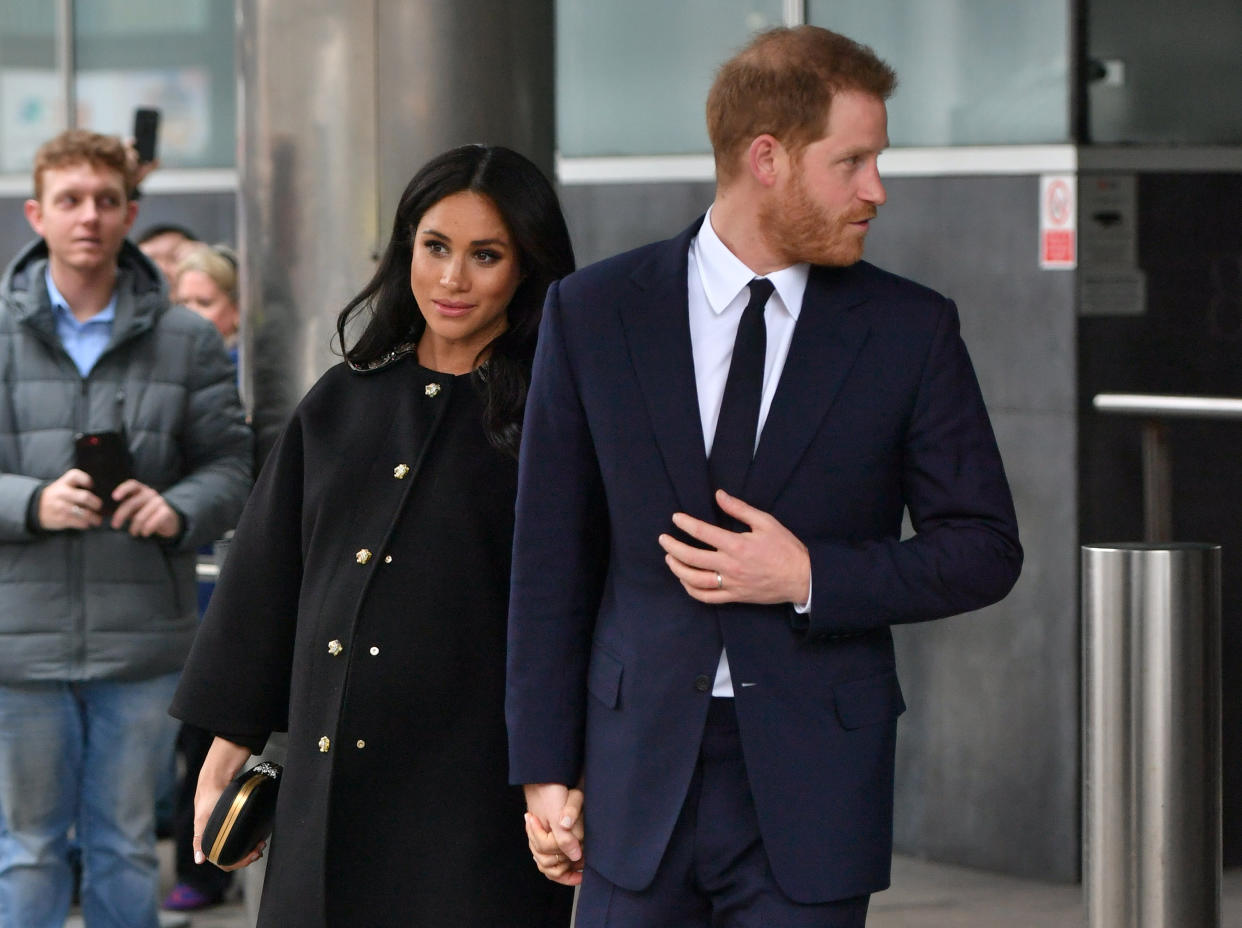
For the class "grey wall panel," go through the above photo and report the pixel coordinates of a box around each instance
[559,173,1081,881]
[867,175,1079,881]
[0,197,40,266]
[556,181,716,267]
[867,176,1077,416]
[893,410,1079,880]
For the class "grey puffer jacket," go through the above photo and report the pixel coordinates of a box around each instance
[0,238,253,683]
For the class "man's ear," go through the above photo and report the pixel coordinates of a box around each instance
[23,199,44,237]
[123,199,139,232]
[746,134,788,188]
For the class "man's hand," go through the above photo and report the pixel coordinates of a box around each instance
[658,489,810,605]
[111,479,181,538]
[192,737,265,871]
[523,782,585,885]
[124,140,160,188]
[37,468,103,531]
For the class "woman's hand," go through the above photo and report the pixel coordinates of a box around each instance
[524,784,585,885]
[192,737,266,870]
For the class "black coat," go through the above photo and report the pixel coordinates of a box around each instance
[172,355,571,927]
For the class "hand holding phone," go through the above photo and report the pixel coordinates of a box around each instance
[74,431,133,517]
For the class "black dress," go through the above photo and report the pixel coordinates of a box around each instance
[171,355,572,927]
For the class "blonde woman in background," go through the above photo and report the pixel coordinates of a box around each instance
[174,244,239,363]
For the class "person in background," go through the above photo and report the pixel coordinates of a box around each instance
[159,241,244,914]
[174,243,240,364]
[0,129,252,928]
[170,144,576,927]
[137,222,197,289]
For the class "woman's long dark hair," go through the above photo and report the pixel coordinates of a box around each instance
[336,145,575,457]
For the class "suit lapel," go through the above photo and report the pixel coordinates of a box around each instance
[743,263,871,512]
[618,219,718,521]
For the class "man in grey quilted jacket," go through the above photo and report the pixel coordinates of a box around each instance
[0,130,252,928]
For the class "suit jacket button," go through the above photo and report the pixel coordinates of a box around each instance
[327,639,343,656]
[355,548,372,564]
[694,674,711,693]
[318,736,330,752]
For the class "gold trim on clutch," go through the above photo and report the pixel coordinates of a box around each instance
[208,773,266,865]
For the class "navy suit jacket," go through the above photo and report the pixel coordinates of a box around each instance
[506,218,1022,903]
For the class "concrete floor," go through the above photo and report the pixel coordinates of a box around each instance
[65,847,1242,927]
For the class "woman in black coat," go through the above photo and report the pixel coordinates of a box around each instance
[170,145,576,927]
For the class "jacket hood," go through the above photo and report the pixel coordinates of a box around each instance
[0,237,167,322]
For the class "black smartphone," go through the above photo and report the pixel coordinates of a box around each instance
[133,107,161,164]
[74,431,133,516]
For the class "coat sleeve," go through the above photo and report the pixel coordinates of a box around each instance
[0,473,45,541]
[506,279,609,787]
[169,407,304,742]
[160,326,253,551]
[800,298,1022,637]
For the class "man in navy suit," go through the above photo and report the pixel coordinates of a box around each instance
[507,25,1022,927]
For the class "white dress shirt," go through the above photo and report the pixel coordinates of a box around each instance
[687,208,810,697]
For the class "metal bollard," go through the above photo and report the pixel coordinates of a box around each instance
[1082,543,1222,928]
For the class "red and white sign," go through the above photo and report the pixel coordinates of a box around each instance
[1040,174,1076,270]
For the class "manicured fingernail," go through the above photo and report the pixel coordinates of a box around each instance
[194,850,204,864]
[560,816,573,828]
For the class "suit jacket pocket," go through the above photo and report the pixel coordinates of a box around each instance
[587,645,623,709]
[833,670,906,730]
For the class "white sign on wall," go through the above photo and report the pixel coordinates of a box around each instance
[1040,174,1077,270]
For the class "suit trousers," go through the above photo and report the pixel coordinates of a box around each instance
[575,698,870,928]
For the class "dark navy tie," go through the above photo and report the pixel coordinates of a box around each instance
[709,277,774,504]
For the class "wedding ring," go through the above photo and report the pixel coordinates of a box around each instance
[72,505,83,516]
[715,571,724,590]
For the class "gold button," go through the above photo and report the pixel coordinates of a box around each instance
[383,555,392,564]
[328,639,343,656]
[393,464,410,479]
[424,383,441,397]
[355,548,372,564]
[318,736,330,753]
[356,739,366,749]
[369,646,379,656]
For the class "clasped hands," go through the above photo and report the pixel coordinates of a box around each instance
[38,467,181,538]
[524,782,586,885]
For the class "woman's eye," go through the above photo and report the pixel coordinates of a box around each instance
[475,250,501,264]
[424,240,448,255]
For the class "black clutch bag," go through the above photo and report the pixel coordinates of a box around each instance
[202,761,282,867]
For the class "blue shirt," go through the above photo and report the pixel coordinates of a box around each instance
[46,268,116,377]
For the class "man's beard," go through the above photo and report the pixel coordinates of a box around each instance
[758,170,875,268]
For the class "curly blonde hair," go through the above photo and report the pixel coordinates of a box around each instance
[32,129,135,201]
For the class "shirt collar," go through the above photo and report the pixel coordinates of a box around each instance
[45,266,117,326]
[693,206,809,319]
